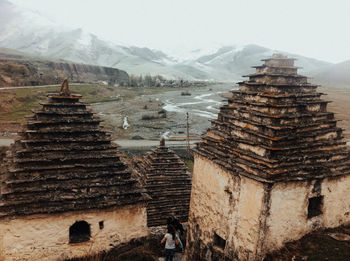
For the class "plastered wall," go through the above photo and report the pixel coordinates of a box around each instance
[0,204,148,261]
[186,153,350,260]
[185,154,266,261]
[264,175,350,253]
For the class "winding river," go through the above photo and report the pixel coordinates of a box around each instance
[163,91,224,119]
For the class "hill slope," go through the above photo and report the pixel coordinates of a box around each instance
[312,60,350,87]
[0,48,129,87]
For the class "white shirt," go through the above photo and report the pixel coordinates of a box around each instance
[164,233,178,249]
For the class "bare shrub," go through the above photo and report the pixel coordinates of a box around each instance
[158,109,167,118]
[141,114,157,120]
[181,91,191,96]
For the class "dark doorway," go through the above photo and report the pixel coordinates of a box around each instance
[308,196,324,219]
[69,220,91,243]
[214,232,226,250]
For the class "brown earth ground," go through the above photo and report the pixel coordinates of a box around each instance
[264,225,350,261]
[66,231,184,261]
[319,87,350,142]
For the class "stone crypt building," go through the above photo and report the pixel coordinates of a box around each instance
[0,81,148,260]
[185,54,350,261]
[133,138,192,227]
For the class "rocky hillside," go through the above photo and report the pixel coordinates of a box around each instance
[0,48,129,87]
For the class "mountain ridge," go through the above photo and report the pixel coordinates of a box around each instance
[0,0,346,84]
[0,47,129,87]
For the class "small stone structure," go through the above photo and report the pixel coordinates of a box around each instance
[133,139,192,227]
[0,81,148,260]
[185,54,350,260]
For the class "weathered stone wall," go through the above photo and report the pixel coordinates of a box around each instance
[263,175,350,255]
[264,180,318,253]
[185,154,266,261]
[0,204,148,261]
[323,175,350,227]
[186,154,350,261]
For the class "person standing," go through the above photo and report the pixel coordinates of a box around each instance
[167,216,184,252]
[161,225,179,261]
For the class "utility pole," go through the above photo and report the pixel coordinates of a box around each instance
[186,112,191,158]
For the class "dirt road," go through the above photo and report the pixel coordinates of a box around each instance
[0,83,84,91]
[0,138,199,149]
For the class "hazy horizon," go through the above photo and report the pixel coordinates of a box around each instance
[7,0,350,63]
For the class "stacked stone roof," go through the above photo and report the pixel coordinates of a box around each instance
[0,81,146,217]
[133,139,192,227]
[195,54,350,182]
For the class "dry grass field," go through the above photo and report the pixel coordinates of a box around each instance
[0,85,349,144]
[321,87,350,142]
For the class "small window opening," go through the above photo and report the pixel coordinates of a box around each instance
[99,221,104,229]
[214,232,226,250]
[308,196,324,219]
[69,220,91,243]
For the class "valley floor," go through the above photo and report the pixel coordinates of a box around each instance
[1,84,348,143]
[320,86,350,142]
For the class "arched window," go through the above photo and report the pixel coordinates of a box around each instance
[69,220,91,243]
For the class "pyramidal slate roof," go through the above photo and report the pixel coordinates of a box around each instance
[133,139,192,227]
[0,80,146,217]
[195,54,350,182]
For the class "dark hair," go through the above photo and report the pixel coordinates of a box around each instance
[167,216,173,225]
[167,224,176,240]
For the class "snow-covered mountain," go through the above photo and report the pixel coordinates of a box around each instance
[177,44,332,81]
[0,0,334,81]
[0,0,190,79]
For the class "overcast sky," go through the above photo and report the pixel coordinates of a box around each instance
[10,0,350,63]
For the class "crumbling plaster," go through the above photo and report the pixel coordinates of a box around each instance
[0,204,148,261]
[264,174,350,253]
[185,154,266,261]
[186,154,350,261]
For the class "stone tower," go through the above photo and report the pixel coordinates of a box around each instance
[0,82,148,260]
[185,54,350,260]
[133,139,192,227]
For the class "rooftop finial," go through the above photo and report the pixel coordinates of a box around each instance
[160,137,165,147]
[272,53,288,59]
[59,79,71,96]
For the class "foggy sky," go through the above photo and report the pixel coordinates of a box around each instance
[9,0,350,63]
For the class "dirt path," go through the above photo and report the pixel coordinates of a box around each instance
[158,252,183,261]
[0,83,84,90]
[114,139,198,148]
[0,138,199,149]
